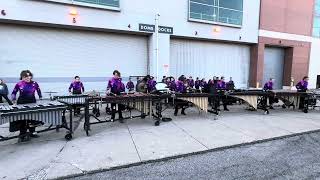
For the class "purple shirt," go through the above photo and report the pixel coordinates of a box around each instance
[176,80,187,93]
[126,81,134,91]
[69,81,84,93]
[147,80,157,92]
[217,81,226,90]
[296,80,308,91]
[11,81,42,101]
[107,78,125,94]
[263,81,273,90]
[187,79,195,88]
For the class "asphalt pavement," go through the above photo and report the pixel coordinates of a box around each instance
[71,131,320,180]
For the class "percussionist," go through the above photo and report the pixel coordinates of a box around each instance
[126,77,135,92]
[263,78,276,109]
[195,77,200,90]
[174,75,188,116]
[107,70,125,123]
[217,76,229,111]
[69,76,85,114]
[11,70,43,142]
[296,76,309,109]
[187,76,195,89]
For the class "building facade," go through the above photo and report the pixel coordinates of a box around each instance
[0,0,318,93]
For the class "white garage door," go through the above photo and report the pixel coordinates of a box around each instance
[170,39,250,88]
[0,24,148,95]
[263,47,285,89]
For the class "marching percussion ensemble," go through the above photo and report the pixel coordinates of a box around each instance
[1,70,319,143]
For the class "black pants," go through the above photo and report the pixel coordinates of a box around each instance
[174,99,188,114]
[0,94,13,105]
[9,97,42,135]
[111,103,125,119]
[73,91,82,114]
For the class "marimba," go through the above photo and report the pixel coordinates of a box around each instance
[271,90,313,113]
[53,94,89,105]
[0,100,72,141]
[84,93,162,136]
[227,90,271,114]
[173,93,210,113]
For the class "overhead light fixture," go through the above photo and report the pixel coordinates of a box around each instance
[69,8,78,16]
[213,27,221,33]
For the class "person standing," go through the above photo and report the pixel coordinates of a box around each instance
[147,76,157,93]
[107,70,125,122]
[174,75,188,116]
[0,79,13,105]
[11,70,43,142]
[263,78,275,109]
[296,76,309,110]
[195,77,201,90]
[217,76,229,111]
[126,78,135,92]
[187,76,195,88]
[69,76,85,94]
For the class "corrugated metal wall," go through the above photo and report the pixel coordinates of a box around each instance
[0,24,148,79]
[263,47,285,89]
[170,39,250,88]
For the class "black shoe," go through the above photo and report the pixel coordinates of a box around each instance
[181,111,186,115]
[18,136,30,143]
[269,106,274,110]
[30,134,40,138]
[224,108,229,111]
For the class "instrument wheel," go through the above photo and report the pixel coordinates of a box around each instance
[141,114,146,119]
[154,120,160,126]
[65,133,72,141]
[96,112,101,117]
[264,110,269,115]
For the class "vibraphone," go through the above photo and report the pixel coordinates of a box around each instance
[0,100,72,141]
[84,93,163,136]
[271,90,314,113]
[227,90,271,114]
[53,94,91,133]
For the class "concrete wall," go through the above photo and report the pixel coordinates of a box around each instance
[0,0,261,80]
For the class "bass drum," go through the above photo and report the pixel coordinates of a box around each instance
[136,81,147,93]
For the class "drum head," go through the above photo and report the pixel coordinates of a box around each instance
[155,83,169,91]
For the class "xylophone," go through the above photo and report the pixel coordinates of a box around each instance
[227,90,272,114]
[0,100,72,141]
[84,93,163,136]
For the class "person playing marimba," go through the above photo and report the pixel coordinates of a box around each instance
[226,77,235,90]
[218,76,229,111]
[147,76,157,93]
[296,76,309,109]
[0,79,13,105]
[69,76,85,114]
[69,76,85,95]
[107,70,125,122]
[195,77,200,90]
[11,70,43,142]
[263,78,276,109]
[187,76,194,88]
[200,78,207,91]
[126,77,135,92]
[174,75,188,116]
